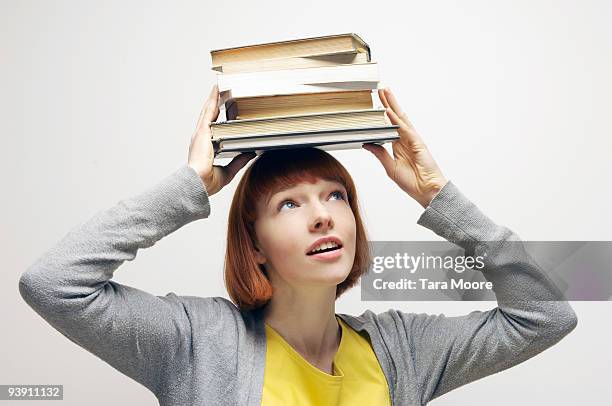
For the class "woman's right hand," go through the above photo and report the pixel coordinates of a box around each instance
[188,84,256,196]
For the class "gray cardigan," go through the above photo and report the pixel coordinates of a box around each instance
[18,164,577,406]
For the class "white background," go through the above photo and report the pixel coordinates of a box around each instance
[2,0,610,404]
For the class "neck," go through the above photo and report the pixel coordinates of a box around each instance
[262,285,341,362]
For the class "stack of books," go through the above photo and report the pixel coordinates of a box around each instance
[209,33,399,159]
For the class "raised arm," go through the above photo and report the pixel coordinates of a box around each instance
[18,164,212,394]
[363,87,576,404]
[405,180,577,403]
[18,84,256,396]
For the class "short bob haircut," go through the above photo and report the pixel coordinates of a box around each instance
[224,147,372,311]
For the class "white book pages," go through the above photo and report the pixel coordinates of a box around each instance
[217,63,379,92]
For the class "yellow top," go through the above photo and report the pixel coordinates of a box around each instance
[261,315,391,405]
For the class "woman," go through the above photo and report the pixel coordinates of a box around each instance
[19,85,577,406]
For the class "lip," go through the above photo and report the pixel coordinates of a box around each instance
[305,236,343,255]
[307,246,344,262]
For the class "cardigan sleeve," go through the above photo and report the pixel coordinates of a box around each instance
[400,181,577,403]
[18,165,213,396]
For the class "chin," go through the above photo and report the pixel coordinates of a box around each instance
[312,265,352,285]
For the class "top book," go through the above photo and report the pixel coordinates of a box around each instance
[210,33,371,72]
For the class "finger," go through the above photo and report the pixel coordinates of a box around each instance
[207,84,219,110]
[208,83,218,99]
[385,107,424,146]
[196,99,214,131]
[378,88,390,109]
[191,86,220,146]
[210,93,220,122]
[379,90,395,125]
[194,99,215,137]
[223,152,257,183]
[196,85,218,126]
[192,111,211,144]
[202,85,219,124]
[362,143,396,178]
[380,88,410,128]
[383,88,413,126]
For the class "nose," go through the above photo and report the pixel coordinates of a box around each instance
[309,202,334,232]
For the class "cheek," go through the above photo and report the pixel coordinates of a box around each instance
[258,219,303,260]
[340,209,357,239]
[269,237,302,260]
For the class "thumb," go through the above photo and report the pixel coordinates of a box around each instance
[223,152,257,183]
[362,143,395,178]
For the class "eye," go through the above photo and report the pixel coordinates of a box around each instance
[330,190,347,201]
[278,199,297,211]
[278,189,346,212]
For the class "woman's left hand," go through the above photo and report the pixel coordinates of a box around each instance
[363,87,449,209]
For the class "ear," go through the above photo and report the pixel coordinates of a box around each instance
[252,239,267,265]
[254,249,267,265]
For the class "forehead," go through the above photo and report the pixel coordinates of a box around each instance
[276,177,344,193]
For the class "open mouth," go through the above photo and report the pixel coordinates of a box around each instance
[306,245,343,256]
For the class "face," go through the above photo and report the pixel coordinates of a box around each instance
[253,178,357,291]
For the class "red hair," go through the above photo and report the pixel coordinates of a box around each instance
[224,147,372,312]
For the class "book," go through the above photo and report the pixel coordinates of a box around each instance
[215,125,399,147]
[224,90,373,120]
[212,108,387,139]
[219,82,378,106]
[210,33,370,71]
[217,62,379,105]
[213,126,399,158]
[213,127,399,159]
[219,52,369,74]
[207,32,399,160]
[217,62,379,93]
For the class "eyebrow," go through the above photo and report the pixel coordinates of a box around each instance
[265,185,294,207]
